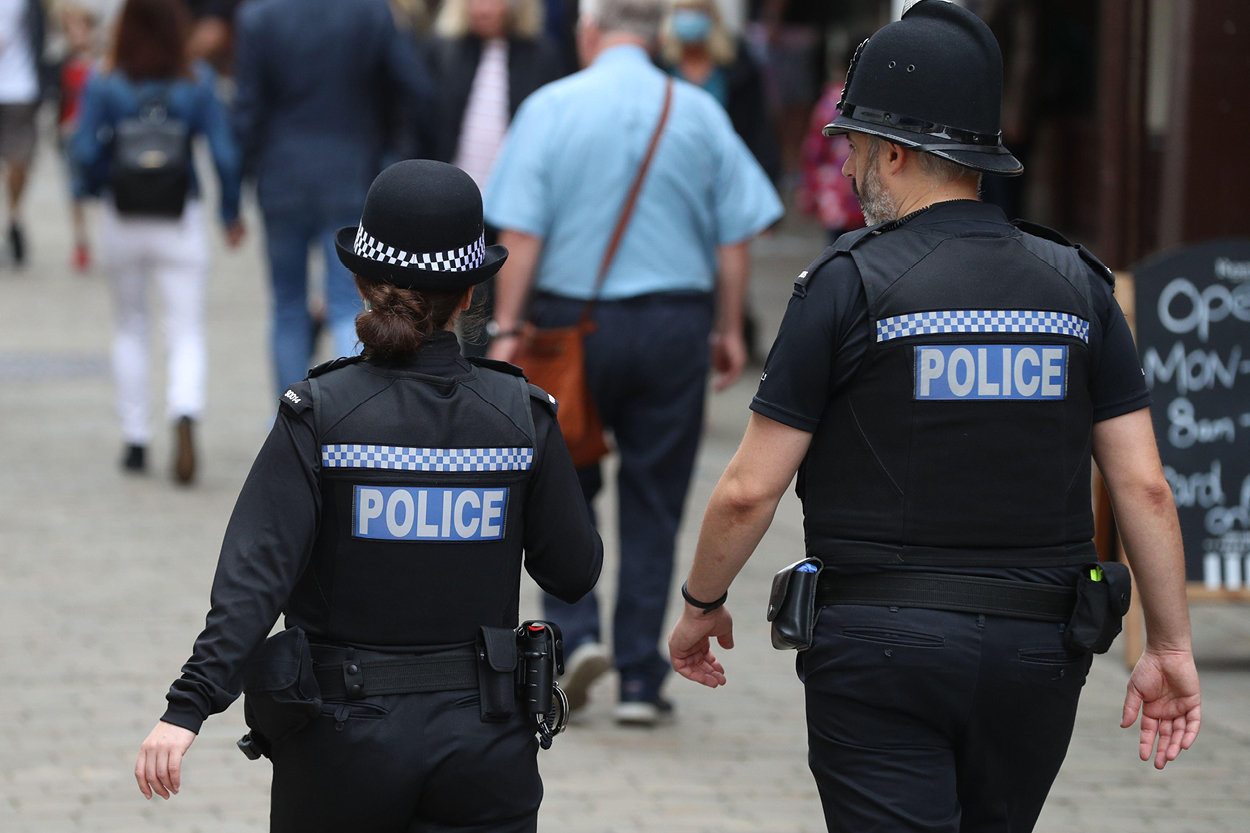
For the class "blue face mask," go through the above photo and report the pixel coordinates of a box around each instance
[672,10,713,44]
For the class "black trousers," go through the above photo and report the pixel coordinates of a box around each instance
[801,605,1091,833]
[269,690,541,833]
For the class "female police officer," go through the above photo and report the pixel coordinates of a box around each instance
[134,160,603,832]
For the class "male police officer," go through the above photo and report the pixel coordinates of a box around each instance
[668,3,1201,831]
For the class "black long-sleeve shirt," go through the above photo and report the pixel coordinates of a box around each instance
[162,338,602,733]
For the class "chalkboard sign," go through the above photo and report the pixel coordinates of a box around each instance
[1134,240,1250,587]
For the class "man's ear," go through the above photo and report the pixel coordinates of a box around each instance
[883,142,909,176]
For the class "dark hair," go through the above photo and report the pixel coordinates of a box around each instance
[112,0,190,81]
[354,276,471,359]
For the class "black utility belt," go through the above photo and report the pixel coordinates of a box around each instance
[767,559,1131,656]
[235,622,570,761]
[311,644,478,700]
[816,572,1076,623]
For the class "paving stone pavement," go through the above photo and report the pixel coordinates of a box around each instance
[2,143,1249,832]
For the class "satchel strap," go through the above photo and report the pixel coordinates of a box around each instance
[576,77,675,324]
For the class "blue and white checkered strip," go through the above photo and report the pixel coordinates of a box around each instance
[353,226,486,272]
[875,310,1089,343]
[322,445,533,472]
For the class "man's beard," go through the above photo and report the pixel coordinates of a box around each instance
[852,153,899,226]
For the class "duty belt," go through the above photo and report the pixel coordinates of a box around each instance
[311,644,478,700]
[816,572,1077,623]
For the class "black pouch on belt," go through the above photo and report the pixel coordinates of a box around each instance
[1064,562,1133,654]
[240,627,322,751]
[477,626,518,722]
[767,557,824,650]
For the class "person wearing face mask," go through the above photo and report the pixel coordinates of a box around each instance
[661,0,779,185]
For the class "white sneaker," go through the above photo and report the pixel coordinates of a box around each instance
[560,642,611,711]
[613,696,674,727]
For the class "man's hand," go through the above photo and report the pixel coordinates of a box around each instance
[1121,648,1201,770]
[711,329,747,392]
[487,332,521,364]
[135,720,196,799]
[668,604,733,688]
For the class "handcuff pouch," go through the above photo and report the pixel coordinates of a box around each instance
[477,626,518,722]
[1064,562,1132,654]
[767,557,824,651]
[240,627,322,753]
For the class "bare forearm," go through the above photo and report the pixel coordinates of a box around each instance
[1111,483,1192,651]
[686,477,780,602]
[715,241,749,336]
[1093,409,1192,652]
[492,230,543,330]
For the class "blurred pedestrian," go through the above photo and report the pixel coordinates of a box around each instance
[184,0,241,72]
[71,0,244,482]
[745,0,829,186]
[660,0,780,184]
[796,75,864,244]
[430,0,563,189]
[0,0,46,266]
[56,1,99,272]
[233,0,433,397]
[485,0,782,725]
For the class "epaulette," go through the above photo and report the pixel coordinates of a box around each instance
[307,355,365,378]
[279,379,313,415]
[528,383,558,416]
[793,209,937,299]
[467,355,526,377]
[1012,219,1115,288]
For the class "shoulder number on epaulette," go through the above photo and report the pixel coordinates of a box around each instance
[279,381,313,415]
[528,383,558,415]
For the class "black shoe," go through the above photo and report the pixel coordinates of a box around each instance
[173,416,196,485]
[9,222,24,265]
[122,444,146,473]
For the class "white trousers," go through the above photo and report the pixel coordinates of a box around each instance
[100,201,210,445]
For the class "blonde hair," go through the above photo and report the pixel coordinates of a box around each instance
[660,0,735,67]
[434,0,545,40]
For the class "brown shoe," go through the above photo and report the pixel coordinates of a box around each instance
[173,416,196,485]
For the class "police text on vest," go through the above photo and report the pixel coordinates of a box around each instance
[353,486,508,541]
[914,344,1067,400]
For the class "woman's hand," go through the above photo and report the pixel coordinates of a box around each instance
[135,721,196,799]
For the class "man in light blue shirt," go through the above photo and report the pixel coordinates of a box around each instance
[485,0,782,726]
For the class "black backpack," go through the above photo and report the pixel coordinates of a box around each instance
[110,89,192,219]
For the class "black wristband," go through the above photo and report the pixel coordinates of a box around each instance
[681,581,728,614]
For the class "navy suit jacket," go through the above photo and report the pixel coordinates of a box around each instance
[233,0,432,215]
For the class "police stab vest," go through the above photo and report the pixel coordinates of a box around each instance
[800,210,1113,568]
[280,355,551,648]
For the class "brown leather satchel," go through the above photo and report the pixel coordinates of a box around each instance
[512,79,674,469]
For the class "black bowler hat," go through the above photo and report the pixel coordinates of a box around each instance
[335,160,508,290]
[824,0,1023,176]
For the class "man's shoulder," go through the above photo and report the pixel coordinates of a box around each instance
[792,243,864,302]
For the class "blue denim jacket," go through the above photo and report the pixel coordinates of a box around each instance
[70,62,242,225]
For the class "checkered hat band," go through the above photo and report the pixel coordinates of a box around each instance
[321,445,534,472]
[876,310,1090,343]
[352,226,486,272]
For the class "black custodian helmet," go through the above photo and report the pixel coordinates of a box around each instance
[824,0,1023,176]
